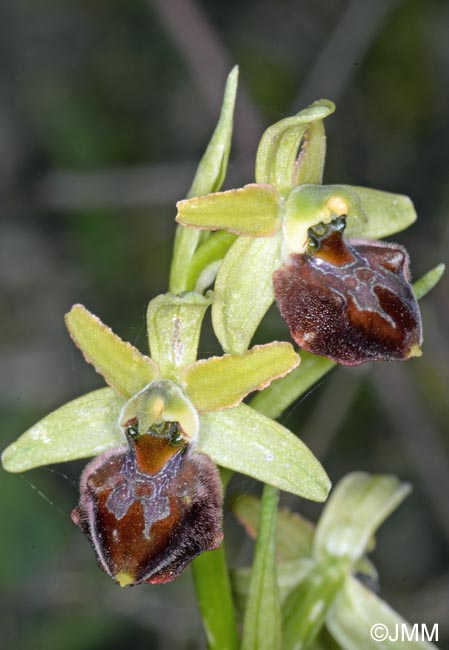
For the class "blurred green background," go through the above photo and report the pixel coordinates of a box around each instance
[1,0,448,648]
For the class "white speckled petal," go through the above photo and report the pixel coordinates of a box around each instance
[197,404,330,501]
[2,388,126,472]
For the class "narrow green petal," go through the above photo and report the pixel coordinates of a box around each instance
[184,342,300,413]
[65,304,158,397]
[343,185,417,239]
[282,560,346,650]
[413,263,445,300]
[212,232,282,353]
[169,66,239,294]
[241,485,282,650]
[176,183,281,236]
[198,404,330,501]
[255,99,335,194]
[314,473,411,566]
[146,292,211,380]
[250,351,335,420]
[327,576,438,650]
[232,494,314,562]
[2,388,125,472]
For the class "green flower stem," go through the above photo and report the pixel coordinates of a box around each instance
[241,484,282,650]
[192,468,239,650]
[192,544,239,650]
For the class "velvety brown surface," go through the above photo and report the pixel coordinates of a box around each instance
[274,229,422,366]
[72,430,223,586]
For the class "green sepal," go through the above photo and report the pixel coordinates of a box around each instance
[212,231,282,353]
[413,263,445,300]
[282,560,346,650]
[342,185,417,239]
[183,342,300,413]
[255,99,335,194]
[293,118,328,186]
[176,183,281,236]
[65,304,159,398]
[314,473,411,566]
[198,403,330,501]
[120,379,199,441]
[169,66,238,294]
[241,485,282,650]
[146,292,211,380]
[327,576,438,650]
[1,388,125,472]
[250,351,335,420]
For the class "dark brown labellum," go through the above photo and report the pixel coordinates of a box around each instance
[273,219,422,365]
[72,422,223,586]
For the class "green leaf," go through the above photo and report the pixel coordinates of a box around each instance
[146,292,211,380]
[232,494,314,562]
[314,473,411,566]
[327,576,439,650]
[250,351,335,420]
[255,99,335,194]
[183,342,300,413]
[176,184,281,236]
[192,545,240,650]
[198,403,330,501]
[185,231,237,291]
[169,66,238,294]
[283,560,346,650]
[413,263,445,300]
[342,185,417,239]
[212,231,282,353]
[65,304,159,398]
[2,388,125,472]
[241,485,282,650]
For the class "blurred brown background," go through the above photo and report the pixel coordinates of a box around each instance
[1,0,448,648]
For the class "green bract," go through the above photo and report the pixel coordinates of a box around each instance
[1,293,331,502]
[169,66,239,294]
[232,472,438,650]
